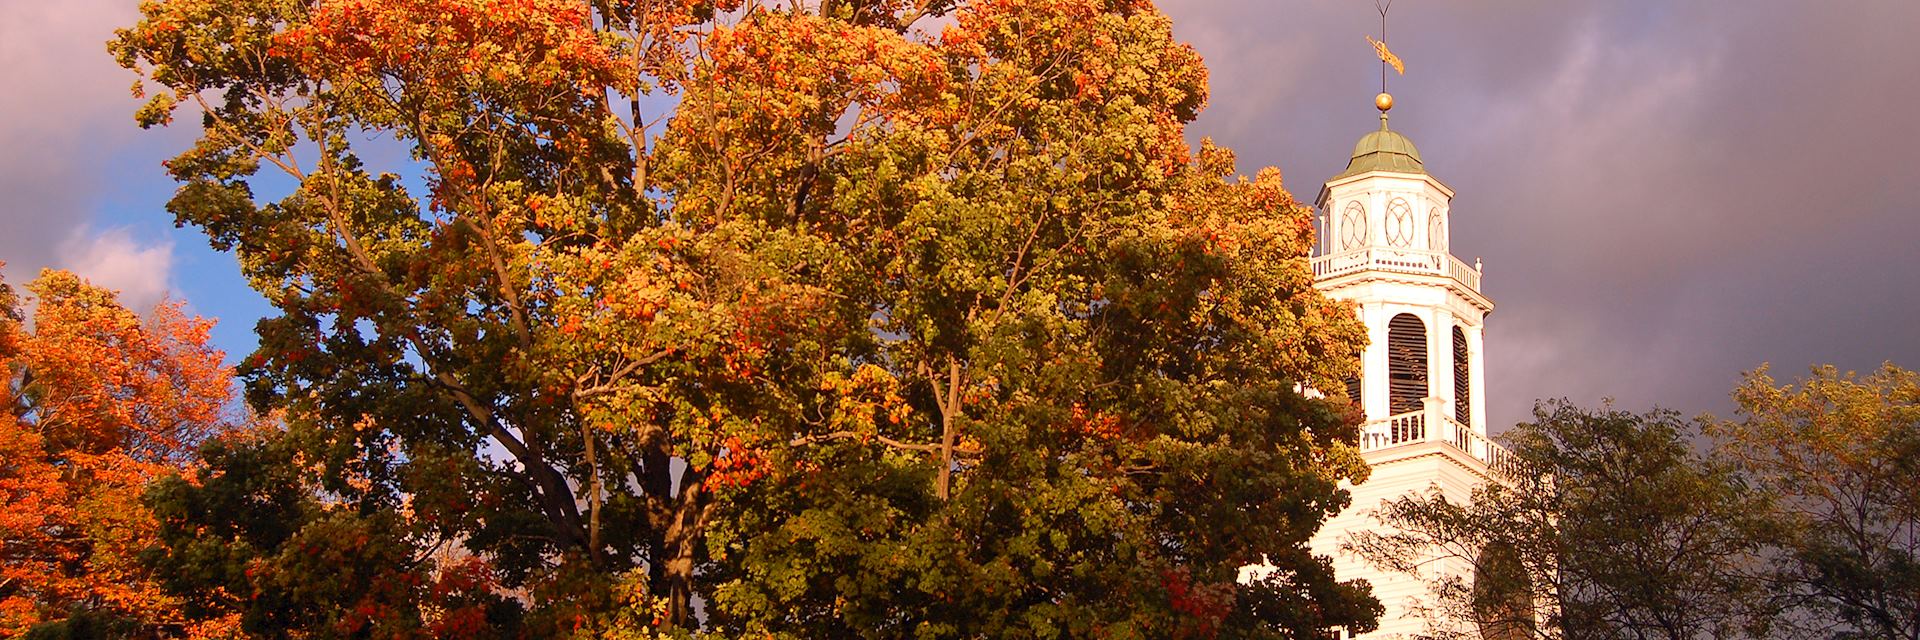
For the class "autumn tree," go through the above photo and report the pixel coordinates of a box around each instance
[1710,364,1920,640]
[0,268,234,637]
[136,426,527,639]
[112,0,1373,635]
[1351,401,1773,640]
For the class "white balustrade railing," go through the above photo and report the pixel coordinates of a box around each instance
[1360,410,1427,449]
[1310,248,1481,292]
[1357,407,1516,475]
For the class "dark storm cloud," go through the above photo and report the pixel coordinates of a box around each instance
[1163,1,1920,428]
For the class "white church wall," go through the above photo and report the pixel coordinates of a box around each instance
[1312,448,1493,639]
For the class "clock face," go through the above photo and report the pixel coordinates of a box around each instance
[1429,207,1447,250]
[1340,201,1368,249]
[1385,198,1414,247]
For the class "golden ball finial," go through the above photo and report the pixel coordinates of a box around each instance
[1375,92,1394,112]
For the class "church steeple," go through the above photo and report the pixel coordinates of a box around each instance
[1296,15,1521,639]
[1304,91,1511,640]
[1311,93,1491,434]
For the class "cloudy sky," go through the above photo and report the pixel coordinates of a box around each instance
[3,1,1916,429]
[1164,0,1920,426]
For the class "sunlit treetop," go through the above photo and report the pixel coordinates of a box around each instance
[109,0,1372,636]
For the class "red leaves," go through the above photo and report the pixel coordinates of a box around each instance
[107,0,1359,633]
[707,436,769,489]
[1159,566,1233,639]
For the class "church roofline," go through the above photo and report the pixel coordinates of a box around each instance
[1313,271,1494,315]
[1314,169,1454,209]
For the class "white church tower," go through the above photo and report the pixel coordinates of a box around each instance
[1304,91,1514,639]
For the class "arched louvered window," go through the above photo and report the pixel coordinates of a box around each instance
[1453,326,1471,425]
[1344,375,1362,407]
[1474,542,1536,640]
[1387,314,1427,414]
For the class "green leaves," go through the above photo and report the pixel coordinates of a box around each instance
[1712,364,1920,640]
[1352,401,1781,640]
[116,0,1372,636]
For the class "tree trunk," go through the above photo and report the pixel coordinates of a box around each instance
[645,462,707,630]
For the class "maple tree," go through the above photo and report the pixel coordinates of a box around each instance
[0,268,233,637]
[113,0,1374,635]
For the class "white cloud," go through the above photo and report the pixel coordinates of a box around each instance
[57,226,175,311]
[0,0,146,277]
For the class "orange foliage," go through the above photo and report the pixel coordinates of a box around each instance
[0,268,234,635]
[279,0,619,89]
[1068,402,1126,441]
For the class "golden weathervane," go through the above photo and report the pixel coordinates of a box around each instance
[1368,0,1404,113]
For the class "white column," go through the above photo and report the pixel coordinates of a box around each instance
[1363,304,1391,422]
[1433,312,1457,421]
[1318,213,1328,256]
[1423,396,1449,445]
[1367,192,1383,248]
[1468,323,1488,434]
[1428,307,1443,420]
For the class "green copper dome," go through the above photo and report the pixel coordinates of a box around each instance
[1333,115,1425,179]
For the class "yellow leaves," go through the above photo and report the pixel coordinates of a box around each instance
[1716,363,1920,481]
[113,0,1376,631]
[183,611,246,640]
[818,364,914,435]
[559,570,676,640]
[886,401,914,427]
[692,11,944,134]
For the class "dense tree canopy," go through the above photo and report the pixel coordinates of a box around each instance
[111,0,1373,636]
[1350,401,1773,640]
[1353,365,1920,640]
[0,268,234,637]
[1712,364,1920,640]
